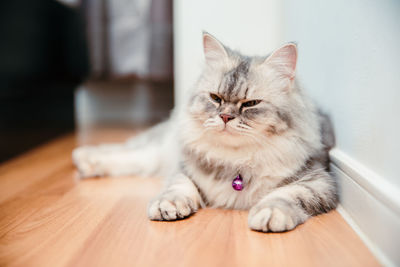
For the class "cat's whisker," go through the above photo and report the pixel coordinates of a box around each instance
[233,123,254,133]
[236,125,253,131]
[203,119,218,128]
[237,123,253,130]
[204,123,220,129]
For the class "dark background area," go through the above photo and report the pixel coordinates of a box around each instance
[0,0,89,162]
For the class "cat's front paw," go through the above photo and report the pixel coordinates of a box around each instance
[248,201,308,232]
[148,194,198,221]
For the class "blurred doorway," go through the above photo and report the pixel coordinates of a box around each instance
[75,0,174,139]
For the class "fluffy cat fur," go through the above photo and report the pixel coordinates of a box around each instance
[73,32,338,232]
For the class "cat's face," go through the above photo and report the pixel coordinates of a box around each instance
[189,33,298,148]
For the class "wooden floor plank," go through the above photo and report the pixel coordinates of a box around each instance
[0,130,380,267]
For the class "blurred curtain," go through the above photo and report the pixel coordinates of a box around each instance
[81,0,173,81]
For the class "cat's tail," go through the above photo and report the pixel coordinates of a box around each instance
[318,111,335,150]
[316,110,335,169]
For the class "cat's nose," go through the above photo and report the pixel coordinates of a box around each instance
[219,114,235,124]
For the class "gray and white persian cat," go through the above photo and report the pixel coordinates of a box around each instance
[73,32,338,232]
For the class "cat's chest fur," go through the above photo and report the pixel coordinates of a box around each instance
[179,131,309,209]
[182,155,282,210]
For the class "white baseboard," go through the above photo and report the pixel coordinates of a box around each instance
[330,149,400,267]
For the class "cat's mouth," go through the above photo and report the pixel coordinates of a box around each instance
[220,125,238,135]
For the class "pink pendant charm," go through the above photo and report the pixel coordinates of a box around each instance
[232,175,243,191]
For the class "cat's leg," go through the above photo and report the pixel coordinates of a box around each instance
[73,120,174,178]
[72,142,164,177]
[248,168,337,232]
[148,173,203,221]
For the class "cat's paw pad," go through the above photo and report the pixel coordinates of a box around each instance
[72,146,102,178]
[148,195,197,221]
[248,203,305,232]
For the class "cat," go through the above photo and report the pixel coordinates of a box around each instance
[73,32,338,232]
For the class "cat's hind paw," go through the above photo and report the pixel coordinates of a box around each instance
[72,146,103,178]
[148,195,197,221]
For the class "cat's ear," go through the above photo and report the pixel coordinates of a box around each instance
[263,43,297,81]
[202,31,228,65]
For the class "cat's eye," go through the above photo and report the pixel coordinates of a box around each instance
[241,100,261,108]
[210,93,222,104]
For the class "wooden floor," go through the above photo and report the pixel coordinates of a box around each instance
[0,129,380,267]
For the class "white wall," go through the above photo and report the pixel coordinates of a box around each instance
[282,0,400,189]
[173,0,283,105]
